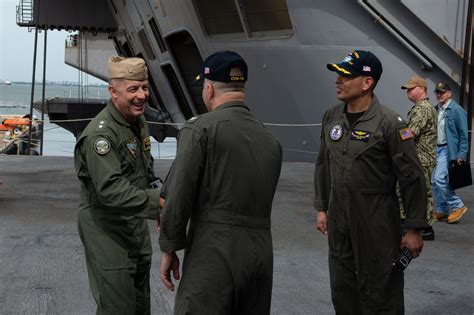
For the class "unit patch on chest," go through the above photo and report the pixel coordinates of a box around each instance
[329,124,344,141]
[143,137,151,151]
[350,130,371,142]
[126,137,138,158]
[399,128,414,141]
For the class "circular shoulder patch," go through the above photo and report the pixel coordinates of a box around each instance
[329,124,344,141]
[94,138,111,155]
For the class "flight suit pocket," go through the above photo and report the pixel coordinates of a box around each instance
[120,143,138,175]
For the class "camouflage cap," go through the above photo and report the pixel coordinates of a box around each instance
[108,56,148,80]
[401,75,427,89]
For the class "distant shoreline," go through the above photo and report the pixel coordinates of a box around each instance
[1,81,108,87]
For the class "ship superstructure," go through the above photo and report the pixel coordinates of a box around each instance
[16,0,473,161]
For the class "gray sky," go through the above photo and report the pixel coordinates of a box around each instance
[0,0,104,83]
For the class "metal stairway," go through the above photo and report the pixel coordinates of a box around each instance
[16,0,34,27]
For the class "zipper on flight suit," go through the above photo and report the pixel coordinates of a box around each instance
[342,116,354,155]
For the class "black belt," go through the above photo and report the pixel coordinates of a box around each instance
[437,143,447,147]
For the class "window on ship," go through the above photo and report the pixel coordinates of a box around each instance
[137,29,156,60]
[241,0,293,36]
[193,0,293,38]
[193,0,244,36]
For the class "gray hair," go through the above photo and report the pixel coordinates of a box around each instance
[211,80,246,93]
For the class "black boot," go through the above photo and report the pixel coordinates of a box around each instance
[420,226,435,241]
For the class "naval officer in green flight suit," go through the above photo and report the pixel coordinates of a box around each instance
[74,56,161,314]
[159,51,283,314]
[314,50,428,314]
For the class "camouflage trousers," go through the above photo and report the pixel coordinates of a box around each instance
[399,164,435,226]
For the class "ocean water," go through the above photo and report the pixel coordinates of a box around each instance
[0,82,176,158]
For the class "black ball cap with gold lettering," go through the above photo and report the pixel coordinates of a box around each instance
[327,50,383,81]
[195,50,248,83]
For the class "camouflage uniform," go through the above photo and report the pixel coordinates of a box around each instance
[400,99,437,225]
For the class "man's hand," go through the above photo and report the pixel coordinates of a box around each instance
[156,214,161,231]
[156,197,165,231]
[456,158,464,165]
[401,229,423,258]
[316,211,328,236]
[160,252,180,291]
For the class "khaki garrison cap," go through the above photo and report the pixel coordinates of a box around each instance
[401,75,427,89]
[108,56,148,80]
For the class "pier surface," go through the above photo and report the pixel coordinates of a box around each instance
[0,156,472,314]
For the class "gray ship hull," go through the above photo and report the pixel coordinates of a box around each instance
[18,0,472,161]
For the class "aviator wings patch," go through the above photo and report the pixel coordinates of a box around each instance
[350,130,371,142]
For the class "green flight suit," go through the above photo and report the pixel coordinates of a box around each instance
[314,96,427,314]
[74,100,160,315]
[159,101,282,315]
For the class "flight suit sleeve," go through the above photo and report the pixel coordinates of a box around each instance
[314,113,331,212]
[82,134,161,219]
[159,160,176,200]
[387,118,428,229]
[159,126,205,253]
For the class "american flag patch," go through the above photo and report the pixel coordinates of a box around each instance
[204,67,210,74]
[399,128,414,141]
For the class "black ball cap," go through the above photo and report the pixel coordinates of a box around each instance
[195,50,248,83]
[327,50,383,81]
[434,82,451,93]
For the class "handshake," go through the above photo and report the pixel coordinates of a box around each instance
[150,177,164,190]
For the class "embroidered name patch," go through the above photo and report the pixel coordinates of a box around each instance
[144,137,151,151]
[126,137,138,158]
[399,128,414,141]
[350,130,371,142]
[329,124,344,141]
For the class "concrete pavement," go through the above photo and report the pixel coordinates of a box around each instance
[0,156,472,314]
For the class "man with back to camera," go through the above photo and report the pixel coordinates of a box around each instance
[74,56,161,314]
[400,75,437,240]
[159,50,283,314]
[432,82,469,224]
[314,50,428,313]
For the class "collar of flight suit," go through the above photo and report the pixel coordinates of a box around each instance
[213,100,250,112]
[342,94,380,123]
[107,99,147,136]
